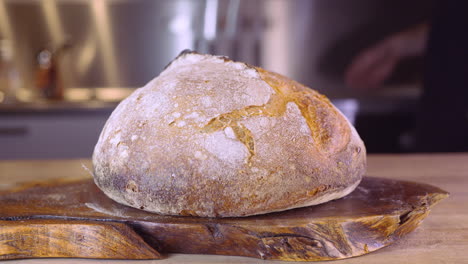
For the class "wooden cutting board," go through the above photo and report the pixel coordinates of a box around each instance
[0,176,447,261]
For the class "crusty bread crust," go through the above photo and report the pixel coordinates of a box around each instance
[93,51,366,217]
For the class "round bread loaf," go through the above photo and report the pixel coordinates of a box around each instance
[93,51,366,217]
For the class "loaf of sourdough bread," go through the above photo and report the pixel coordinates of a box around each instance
[93,51,366,217]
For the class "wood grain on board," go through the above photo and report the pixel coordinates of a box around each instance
[0,174,447,261]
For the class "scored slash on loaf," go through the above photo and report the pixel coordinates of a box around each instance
[92,50,366,217]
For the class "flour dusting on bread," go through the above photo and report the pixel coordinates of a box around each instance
[93,51,366,217]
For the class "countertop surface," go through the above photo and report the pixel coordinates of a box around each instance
[0,87,134,115]
[0,154,467,263]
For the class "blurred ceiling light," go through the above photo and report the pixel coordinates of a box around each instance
[169,15,191,34]
[168,1,197,52]
[262,0,291,78]
[41,0,65,46]
[76,32,97,77]
[203,0,218,41]
[0,0,13,40]
[91,0,119,87]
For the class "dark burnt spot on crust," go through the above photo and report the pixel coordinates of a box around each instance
[126,181,139,193]
[180,210,198,216]
[162,49,196,70]
[353,146,362,157]
[307,185,327,197]
[137,120,148,129]
[136,93,144,101]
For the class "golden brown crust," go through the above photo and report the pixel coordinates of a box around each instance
[92,51,366,217]
[256,69,351,155]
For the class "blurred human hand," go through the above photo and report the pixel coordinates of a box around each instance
[345,23,429,90]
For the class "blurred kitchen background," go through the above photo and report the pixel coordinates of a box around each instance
[0,0,434,159]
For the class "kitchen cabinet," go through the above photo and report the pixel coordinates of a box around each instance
[0,103,114,159]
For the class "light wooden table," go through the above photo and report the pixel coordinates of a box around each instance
[0,154,467,263]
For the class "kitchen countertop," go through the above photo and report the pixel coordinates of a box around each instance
[0,87,134,115]
[0,154,466,263]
